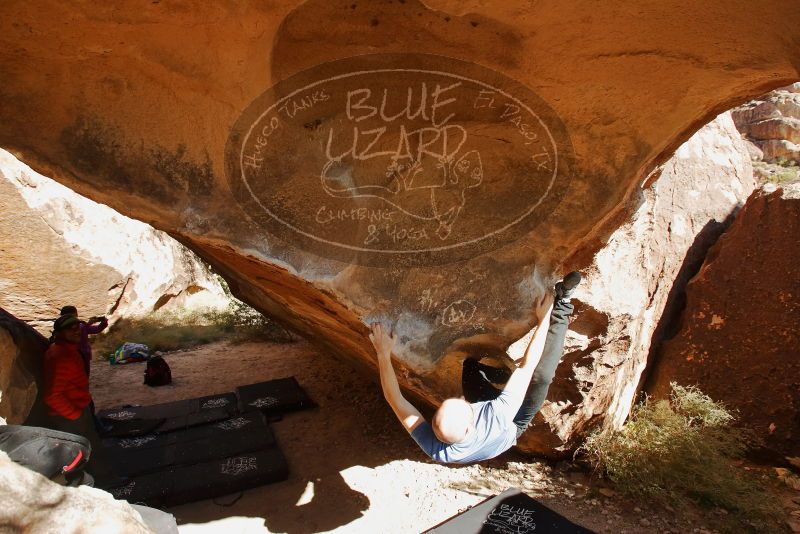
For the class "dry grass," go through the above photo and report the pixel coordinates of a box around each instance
[753,160,800,185]
[579,384,784,533]
[94,302,294,358]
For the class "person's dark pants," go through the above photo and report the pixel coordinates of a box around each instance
[46,406,117,484]
[462,297,575,438]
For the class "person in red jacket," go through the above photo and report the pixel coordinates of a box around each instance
[43,314,115,484]
[43,315,91,421]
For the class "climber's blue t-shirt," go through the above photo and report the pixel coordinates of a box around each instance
[410,393,519,464]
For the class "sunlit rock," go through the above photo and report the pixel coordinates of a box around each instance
[0,150,231,334]
[647,183,800,458]
[0,1,796,454]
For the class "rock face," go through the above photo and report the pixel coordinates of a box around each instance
[647,184,800,458]
[733,83,800,163]
[0,308,47,425]
[0,2,797,454]
[0,149,231,334]
[0,451,152,534]
[510,112,756,454]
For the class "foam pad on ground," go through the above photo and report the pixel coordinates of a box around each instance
[98,392,237,421]
[102,411,266,451]
[105,447,289,507]
[98,392,238,436]
[104,413,276,477]
[424,488,596,534]
[155,406,235,433]
[98,418,166,438]
[236,377,315,416]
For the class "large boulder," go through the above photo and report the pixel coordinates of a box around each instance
[0,149,231,334]
[511,112,756,454]
[0,451,152,533]
[0,308,47,425]
[646,184,800,458]
[0,1,797,453]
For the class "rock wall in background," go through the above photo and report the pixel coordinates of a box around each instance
[511,112,757,454]
[647,184,800,458]
[0,149,231,335]
[733,82,800,163]
[0,1,797,455]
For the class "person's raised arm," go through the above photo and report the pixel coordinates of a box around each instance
[369,323,425,433]
[85,316,108,334]
[499,292,554,409]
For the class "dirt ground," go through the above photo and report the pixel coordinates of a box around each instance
[90,339,787,534]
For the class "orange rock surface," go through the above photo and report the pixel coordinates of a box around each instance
[0,1,797,453]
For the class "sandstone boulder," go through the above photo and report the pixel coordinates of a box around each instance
[0,451,152,533]
[511,112,756,454]
[0,149,231,335]
[0,307,47,425]
[747,117,800,145]
[733,85,800,163]
[758,139,800,163]
[0,1,797,455]
[647,184,800,458]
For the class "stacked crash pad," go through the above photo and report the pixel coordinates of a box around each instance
[103,412,276,478]
[237,376,315,416]
[106,448,289,507]
[97,377,314,506]
[99,392,238,437]
[424,488,596,534]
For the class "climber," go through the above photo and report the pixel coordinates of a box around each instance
[370,272,581,464]
[59,305,108,377]
[42,314,117,484]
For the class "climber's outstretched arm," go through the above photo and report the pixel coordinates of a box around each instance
[370,323,424,433]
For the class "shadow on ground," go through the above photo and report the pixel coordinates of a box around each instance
[91,339,434,533]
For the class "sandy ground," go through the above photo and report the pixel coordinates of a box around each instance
[90,340,785,534]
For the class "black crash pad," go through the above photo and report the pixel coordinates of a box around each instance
[105,447,289,507]
[97,418,165,438]
[236,377,315,416]
[150,405,234,433]
[424,488,596,534]
[98,392,238,437]
[99,392,237,421]
[104,413,276,477]
[102,411,266,452]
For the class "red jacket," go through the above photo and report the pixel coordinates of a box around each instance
[42,341,92,420]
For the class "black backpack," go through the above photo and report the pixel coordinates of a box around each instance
[144,356,172,386]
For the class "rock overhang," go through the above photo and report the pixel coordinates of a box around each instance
[0,0,798,453]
